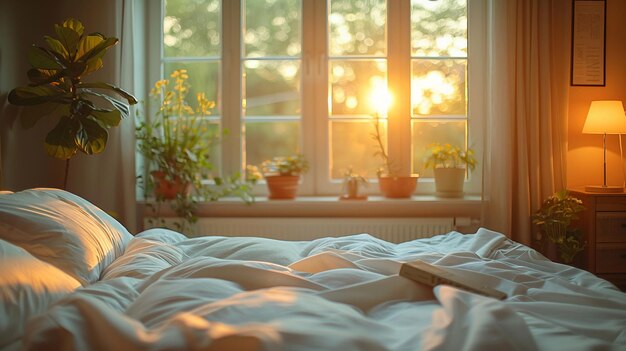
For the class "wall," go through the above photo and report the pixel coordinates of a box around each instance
[567,0,626,188]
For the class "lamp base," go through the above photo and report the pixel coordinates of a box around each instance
[585,185,624,193]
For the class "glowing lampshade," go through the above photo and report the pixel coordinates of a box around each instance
[582,101,626,134]
[582,100,626,193]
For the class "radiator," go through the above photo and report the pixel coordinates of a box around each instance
[184,217,455,243]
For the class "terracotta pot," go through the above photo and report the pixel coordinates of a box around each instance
[378,175,418,198]
[434,167,466,198]
[265,175,300,199]
[151,171,190,200]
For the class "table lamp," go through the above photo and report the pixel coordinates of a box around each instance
[582,100,626,193]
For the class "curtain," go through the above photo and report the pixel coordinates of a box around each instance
[56,0,143,233]
[482,0,571,245]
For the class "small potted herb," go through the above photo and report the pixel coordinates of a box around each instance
[424,143,476,197]
[371,113,418,198]
[260,154,309,199]
[340,167,368,200]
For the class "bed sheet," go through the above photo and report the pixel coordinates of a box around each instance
[15,228,626,351]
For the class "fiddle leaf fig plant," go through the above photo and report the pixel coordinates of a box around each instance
[8,18,137,187]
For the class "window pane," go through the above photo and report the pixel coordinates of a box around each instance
[411,120,466,177]
[244,0,301,57]
[411,59,466,116]
[203,121,223,176]
[243,60,301,116]
[164,61,220,113]
[245,121,301,167]
[330,60,387,116]
[330,120,387,179]
[329,0,387,56]
[164,0,221,57]
[411,0,467,57]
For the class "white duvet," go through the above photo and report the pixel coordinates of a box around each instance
[16,228,626,351]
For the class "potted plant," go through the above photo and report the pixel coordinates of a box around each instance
[371,113,418,198]
[136,69,254,233]
[424,143,476,197]
[8,18,138,188]
[340,167,368,200]
[260,154,309,199]
[532,190,586,264]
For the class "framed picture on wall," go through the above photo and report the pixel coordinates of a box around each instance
[570,0,606,86]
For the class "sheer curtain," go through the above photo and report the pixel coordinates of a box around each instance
[482,0,571,245]
[59,0,144,233]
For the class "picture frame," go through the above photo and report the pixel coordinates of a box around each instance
[570,0,606,86]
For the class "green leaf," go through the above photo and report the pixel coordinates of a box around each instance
[54,24,81,56]
[78,82,138,104]
[77,118,108,155]
[82,57,103,76]
[66,61,88,78]
[8,85,70,106]
[27,46,63,70]
[72,99,95,118]
[20,102,69,129]
[76,34,104,60]
[79,37,118,63]
[81,90,130,118]
[44,36,69,58]
[44,116,79,159]
[91,109,122,127]
[62,18,84,36]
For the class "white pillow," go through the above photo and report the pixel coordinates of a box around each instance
[0,188,133,285]
[0,239,81,348]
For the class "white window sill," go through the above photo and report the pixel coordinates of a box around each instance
[139,194,483,219]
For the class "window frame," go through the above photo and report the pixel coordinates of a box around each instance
[145,0,485,198]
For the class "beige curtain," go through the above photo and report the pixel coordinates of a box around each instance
[65,0,143,233]
[482,0,571,245]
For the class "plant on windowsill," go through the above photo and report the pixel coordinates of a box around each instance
[371,113,418,198]
[136,69,254,234]
[340,167,368,200]
[7,18,138,189]
[424,143,477,198]
[260,154,309,199]
[532,190,586,264]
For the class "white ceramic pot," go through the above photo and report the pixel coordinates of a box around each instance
[434,168,465,198]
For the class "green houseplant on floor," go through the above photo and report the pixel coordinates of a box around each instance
[532,190,586,264]
[137,69,254,233]
[8,18,138,188]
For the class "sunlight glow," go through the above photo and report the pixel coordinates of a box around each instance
[369,78,392,116]
[411,70,456,115]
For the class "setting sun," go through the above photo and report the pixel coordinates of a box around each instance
[369,78,392,116]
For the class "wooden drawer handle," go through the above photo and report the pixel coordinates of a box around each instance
[621,224,626,228]
[621,253,626,259]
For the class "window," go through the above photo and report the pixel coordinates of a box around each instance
[148,0,483,196]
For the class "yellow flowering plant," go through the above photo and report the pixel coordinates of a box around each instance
[137,69,253,233]
[424,143,477,170]
[137,69,217,188]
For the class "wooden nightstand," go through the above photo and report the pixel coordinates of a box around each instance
[569,188,626,290]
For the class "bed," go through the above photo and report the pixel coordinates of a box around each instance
[1,188,625,351]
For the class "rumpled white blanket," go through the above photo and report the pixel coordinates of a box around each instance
[18,228,626,351]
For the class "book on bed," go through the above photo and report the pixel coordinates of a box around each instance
[399,260,507,300]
